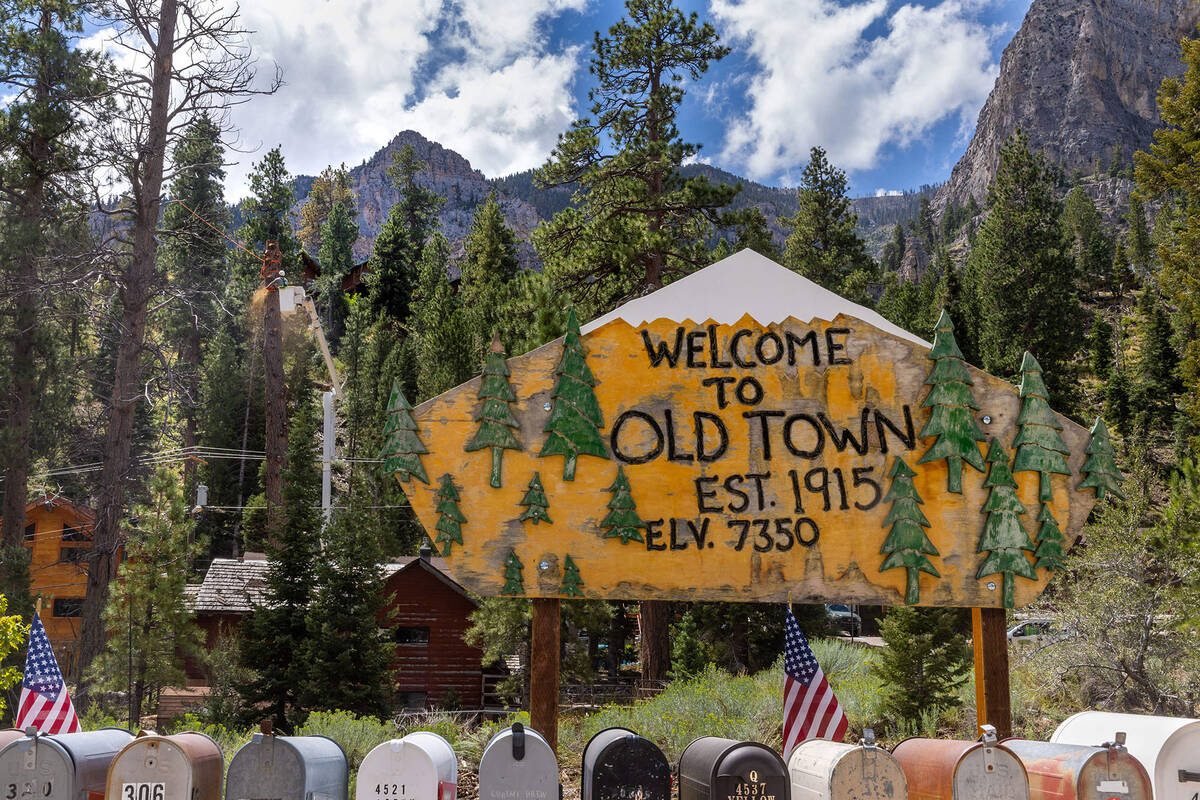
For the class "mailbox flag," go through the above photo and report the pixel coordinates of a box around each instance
[17,612,80,734]
[782,606,847,758]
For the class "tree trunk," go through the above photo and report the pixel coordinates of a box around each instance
[638,600,670,682]
[262,243,287,548]
[181,327,201,494]
[77,0,179,699]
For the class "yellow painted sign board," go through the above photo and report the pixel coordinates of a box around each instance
[393,252,1101,608]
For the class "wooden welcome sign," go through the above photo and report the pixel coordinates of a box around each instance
[386,251,1115,610]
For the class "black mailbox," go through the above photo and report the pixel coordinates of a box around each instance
[581,728,670,800]
[680,737,789,800]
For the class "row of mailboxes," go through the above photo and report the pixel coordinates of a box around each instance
[790,731,907,800]
[0,728,133,800]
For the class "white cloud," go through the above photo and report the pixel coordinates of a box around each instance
[216,0,586,198]
[711,0,1001,182]
[874,188,903,196]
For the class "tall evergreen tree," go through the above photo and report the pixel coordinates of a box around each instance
[368,145,444,324]
[976,438,1036,609]
[782,146,875,294]
[881,223,906,273]
[1062,187,1112,299]
[965,131,1082,401]
[297,163,354,256]
[412,234,473,398]
[235,147,299,298]
[1133,289,1182,428]
[1124,194,1153,275]
[315,199,357,346]
[534,0,738,312]
[871,606,971,723]
[460,191,521,357]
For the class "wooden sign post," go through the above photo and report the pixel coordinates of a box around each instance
[384,251,1112,752]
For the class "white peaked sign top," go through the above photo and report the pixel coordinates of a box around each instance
[581,249,930,346]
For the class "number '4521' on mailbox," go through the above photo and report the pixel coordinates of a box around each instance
[356,732,457,800]
[0,728,131,800]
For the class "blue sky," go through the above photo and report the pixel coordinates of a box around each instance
[110,0,1034,199]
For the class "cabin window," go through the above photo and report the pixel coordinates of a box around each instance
[59,547,86,564]
[23,523,35,542]
[394,626,430,644]
[52,598,83,618]
[396,691,427,709]
[62,523,88,542]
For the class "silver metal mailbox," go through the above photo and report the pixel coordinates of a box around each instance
[1004,736,1152,800]
[1054,711,1199,800]
[0,727,132,800]
[477,724,558,800]
[891,727,1029,800]
[581,728,670,800]
[356,732,456,800]
[226,734,347,800]
[105,732,223,800]
[789,731,907,800]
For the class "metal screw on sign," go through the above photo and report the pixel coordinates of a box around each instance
[538,560,551,572]
[982,415,992,424]
[987,582,996,590]
[543,401,552,411]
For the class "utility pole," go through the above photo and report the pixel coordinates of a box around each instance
[262,241,287,549]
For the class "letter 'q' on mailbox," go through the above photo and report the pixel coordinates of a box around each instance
[891,726,1029,800]
[0,727,132,800]
[1053,711,1200,800]
[788,730,907,800]
[679,737,789,800]
[581,728,670,800]
[105,732,223,800]
[477,723,559,800]
[356,732,457,800]
[226,733,347,800]
[1003,736,1152,800]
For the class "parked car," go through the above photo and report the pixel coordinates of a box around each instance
[1007,617,1058,643]
[826,604,862,637]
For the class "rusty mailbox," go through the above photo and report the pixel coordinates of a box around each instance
[581,728,670,800]
[0,732,25,751]
[0,728,132,800]
[477,723,558,800]
[226,734,346,800]
[1004,736,1152,800]
[1054,712,1199,800]
[679,737,789,800]
[356,732,456,800]
[789,730,907,800]
[891,727,1029,800]
[105,732,223,800]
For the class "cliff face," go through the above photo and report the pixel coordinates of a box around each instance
[937,0,1200,211]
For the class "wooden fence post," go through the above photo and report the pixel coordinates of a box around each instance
[530,598,561,754]
[972,606,1012,737]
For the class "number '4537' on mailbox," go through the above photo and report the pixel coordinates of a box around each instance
[392,251,1105,609]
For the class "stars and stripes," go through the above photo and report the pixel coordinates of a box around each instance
[16,612,80,734]
[782,606,847,758]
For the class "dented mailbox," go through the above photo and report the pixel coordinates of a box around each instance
[0,728,132,800]
[1004,736,1152,800]
[789,731,907,800]
[477,724,558,800]
[581,728,670,800]
[891,727,1029,800]
[226,734,346,800]
[105,732,222,800]
[679,737,789,800]
[356,732,456,800]
[1054,712,1199,800]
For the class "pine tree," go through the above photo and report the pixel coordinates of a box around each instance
[881,223,906,273]
[539,308,609,480]
[1078,417,1126,500]
[315,199,358,346]
[297,163,354,256]
[236,147,300,298]
[918,310,986,493]
[501,550,525,595]
[380,379,429,484]
[433,474,467,556]
[1105,360,1133,436]
[976,438,1037,609]
[879,458,939,605]
[560,555,584,598]
[1124,193,1152,275]
[1088,316,1114,379]
[460,191,521,358]
[782,146,875,294]
[1062,187,1112,299]
[465,337,522,488]
[519,473,553,525]
[1134,289,1182,428]
[600,466,647,544]
[1011,352,1071,502]
[870,606,971,723]
[412,233,474,398]
[1032,503,1067,572]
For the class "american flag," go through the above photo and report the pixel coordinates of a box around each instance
[782,606,847,758]
[16,613,80,734]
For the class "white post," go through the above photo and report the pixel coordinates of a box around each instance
[322,390,335,526]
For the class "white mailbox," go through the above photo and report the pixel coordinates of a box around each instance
[0,728,132,800]
[789,732,907,800]
[477,724,559,800]
[356,733,456,800]
[1054,711,1200,800]
[226,734,347,800]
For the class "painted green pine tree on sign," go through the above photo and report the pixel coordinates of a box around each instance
[1078,417,1125,500]
[465,336,522,488]
[433,474,466,556]
[1033,503,1068,572]
[380,379,429,484]
[1011,351,1071,502]
[539,308,609,480]
[879,457,940,605]
[977,438,1037,608]
[519,472,553,525]
[560,554,583,598]
[601,466,646,544]
[501,550,524,595]
[918,310,986,493]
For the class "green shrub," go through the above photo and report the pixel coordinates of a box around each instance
[870,607,971,726]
